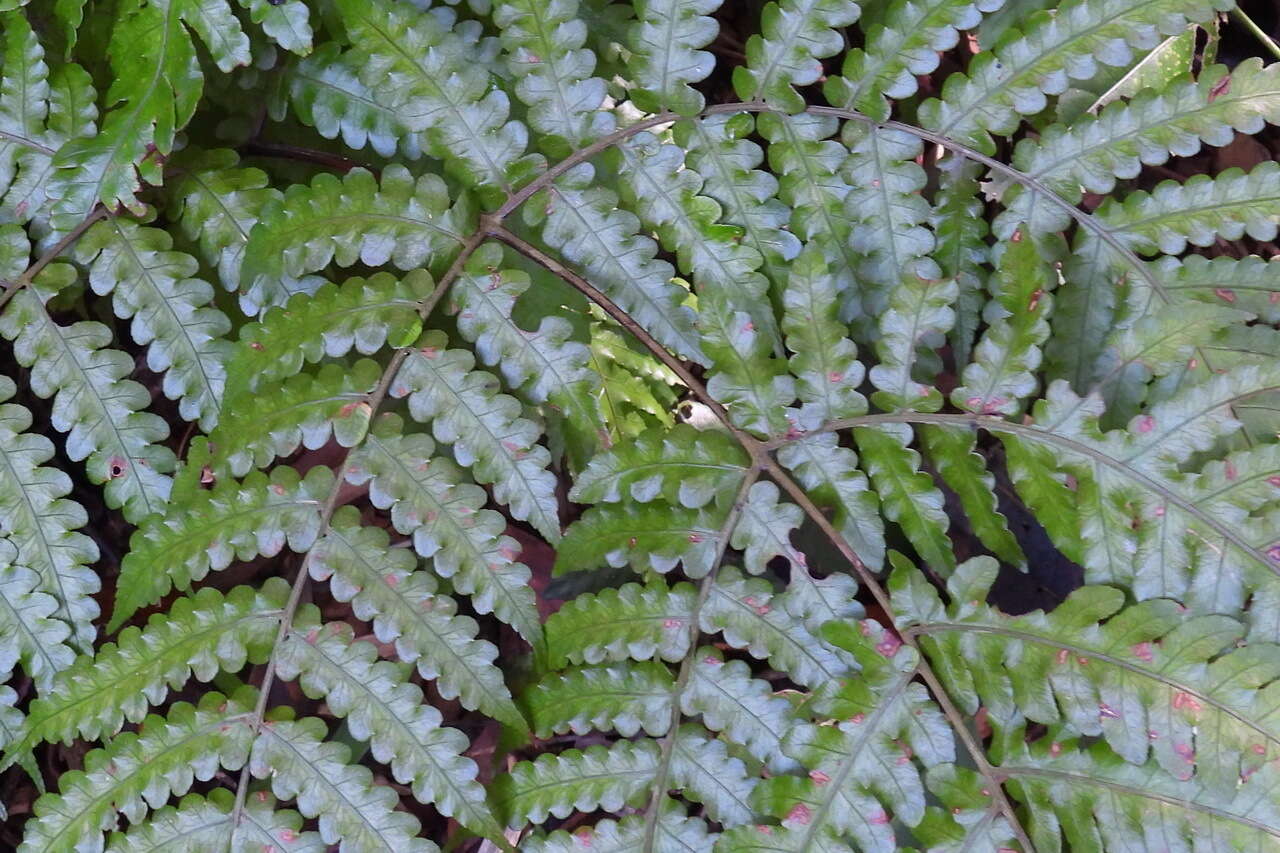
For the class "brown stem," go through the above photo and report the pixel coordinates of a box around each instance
[240,141,370,175]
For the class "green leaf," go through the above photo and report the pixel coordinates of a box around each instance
[495,0,613,154]
[280,43,424,162]
[345,419,543,647]
[681,648,800,772]
[1002,59,1280,235]
[733,0,861,113]
[393,330,562,542]
[556,501,723,577]
[918,0,1230,153]
[952,233,1054,416]
[491,739,660,828]
[0,376,99,649]
[521,805,715,852]
[782,245,867,427]
[570,424,749,508]
[165,147,283,298]
[241,166,474,289]
[525,660,675,738]
[104,790,322,853]
[110,464,332,630]
[1098,162,1280,255]
[543,579,698,669]
[77,217,231,430]
[825,0,1003,120]
[534,164,705,363]
[274,619,501,838]
[702,567,854,688]
[335,0,542,201]
[13,582,285,753]
[776,433,885,569]
[0,289,175,524]
[0,562,73,694]
[248,717,437,853]
[19,690,257,853]
[225,270,427,402]
[628,0,722,115]
[854,424,954,576]
[309,510,527,731]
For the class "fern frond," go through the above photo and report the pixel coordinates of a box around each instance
[274,619,501,837]
[165,148,283,298]
[19,690,257,853]
[76,217,231,430]
[211,359,380,478]
[543,579,698,668]
[346,422,541,645]
[280,43,425,161]
[393,331,562,542]
[782,246,867,426]
[699,294,796,437]
[732,481,805,574]
[899,556,1280,787]
[309,508,527,730]
[241,166,474,289]
[756,113,863,321]
[521,805,715,852]
[681,649,799,772]
[611,130,771,324]
[776,433,885,569]
[103,790,321,853]
[226,271,427,400]
[494,0,613,154]
[14,582,285,754]
[450,243,597,408]
[525,660,675,738]
[1001,59,1280,235]
[952,234,1054,416]
[920,426,1026,567]
[335,0,542,201]
[842,125,939,311]
[733,0,861,113]
[702,567,853,687]
[1099,162,1280,254]
[987,367,1280,629]
[671,726,758,827]
[918,0,1230,153]
[826,0,1003,121]
[45,0,255,220]
[868,273,956,411]
[931,157,989,366]
[996,734,1280,849]
[492,740,661,827]
[628,0,722,115]
[110,464,332,630]
[678,112,802,283]
[533,164,705,362]
[0,375,99,649]
[749,620,952,852]
[1155,254,1280,324]
[854,425,954,576]
[557,501,723,576]
[248,717,436,852]
[0,289,174,523]
[570,424,748,508]
[0,563,73,693]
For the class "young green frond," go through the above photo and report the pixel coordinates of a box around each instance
[4,1,1280,848]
